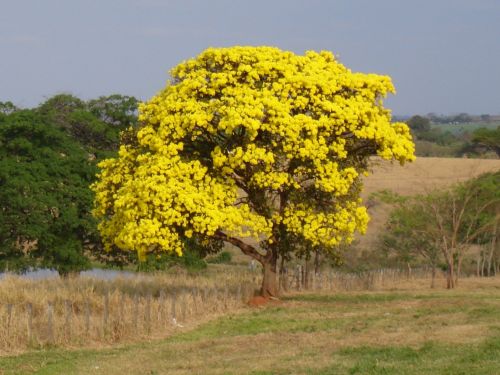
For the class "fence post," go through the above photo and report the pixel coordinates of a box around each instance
[236,283,242,303]
[84,300,91,336]
[47,302,54,344]
[171,292,177,324]
[224,286,229,310]
[283,267,290,292]
[202,287,208,304]
[191,288,198,315]
[133,294,139,333]
[180,292,187,322]
[64,300,72,340]
[158,290,165,324]
[26,303,33,343]
[6,304,13,338]
[145,293,152,334]
[119,292,125,322]
[212,288,218,312]
[103,292,109,336]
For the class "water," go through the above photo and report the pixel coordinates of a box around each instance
[0,268,138,280]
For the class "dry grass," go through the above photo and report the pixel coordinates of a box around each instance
[362,157,500,197]
[0,266,259,355]
[0,265,474,357]
[1,275,498,375]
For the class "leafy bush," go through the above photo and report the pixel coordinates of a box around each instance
[207,251,232,264]
[136,249,207,272]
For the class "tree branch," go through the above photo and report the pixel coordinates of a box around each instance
[213,231,266,264]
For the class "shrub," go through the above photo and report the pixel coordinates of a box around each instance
[207,251,233,264]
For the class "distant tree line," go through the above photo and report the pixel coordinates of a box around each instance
[402,113,499,125]
[405,115,500,158]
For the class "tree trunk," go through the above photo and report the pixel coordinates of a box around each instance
[455,256,463,287]
[487,221,497,277]
[214,231,279,297]
[481,251,486,277]
[261,256,278,297]
[304,260,312,290]
[314,250,321,275]
[279,255,287,292]
[476,255,481,277]
[430,264,436,289]
[446,260,455,289]
[406,262,412,280]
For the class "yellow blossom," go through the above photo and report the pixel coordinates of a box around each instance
[92,46,414,260]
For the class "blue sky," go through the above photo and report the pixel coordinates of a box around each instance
[1,0,499,115]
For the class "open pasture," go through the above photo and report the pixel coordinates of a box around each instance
[431,122,500,135]
[1,276,499,374]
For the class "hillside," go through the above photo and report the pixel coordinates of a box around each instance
[362,157,500,196]
[356,157,500,252]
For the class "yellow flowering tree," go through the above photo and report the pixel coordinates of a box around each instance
[92,46,415,296]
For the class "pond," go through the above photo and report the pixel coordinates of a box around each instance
[0,268,138,280]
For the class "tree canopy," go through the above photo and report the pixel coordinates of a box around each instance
[407,115,431,133]
[0,110,96,274]
[471,126,500,157]
[0,94,141,274]
[92,46,415,295]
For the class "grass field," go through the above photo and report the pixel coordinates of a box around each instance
[1,277,499,375]
[431,122,500,135]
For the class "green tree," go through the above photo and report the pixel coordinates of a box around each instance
[0,110,96,275]
[480,114,491,123]
[87,94,138,128]
[38,94,139,156]
[0,101,19,115]
[378,193,441,288]
[37,94,86,125]
[416,173,499,288]
[471,126,500,157]
[407,115,431,132]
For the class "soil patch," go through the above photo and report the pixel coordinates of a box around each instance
[248,296,284,307]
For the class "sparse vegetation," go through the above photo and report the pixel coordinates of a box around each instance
[376,171,500,288]
[207,251,233,264]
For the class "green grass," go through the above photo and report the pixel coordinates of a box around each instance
[3,338,499,375]
[431,122,500,135]
[1,285,500,374]
[320,338,500,375]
